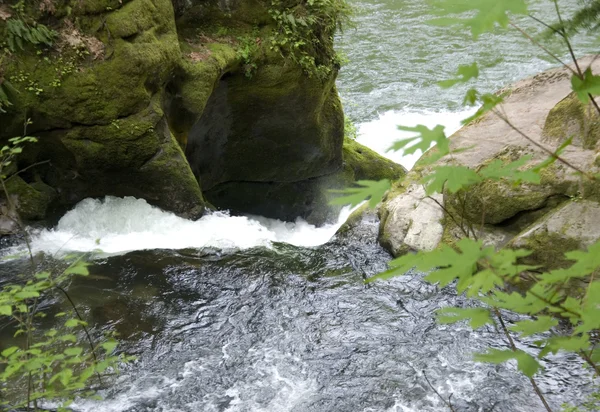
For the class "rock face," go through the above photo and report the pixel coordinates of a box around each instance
[0,0,205,222]
[0,0,402,228]
[379,57,600,270]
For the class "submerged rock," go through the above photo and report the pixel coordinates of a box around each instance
[379,57,600,270]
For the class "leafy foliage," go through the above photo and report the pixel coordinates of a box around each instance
[438,62,479,89]
[389,124,448,157]
[549,0,600,34]
[268,0,352,79]
[0,133,131,410]
[330,179,390,208]
[571,68,600,104]
[428,0,528,38]
[0,256,133,411]
[5,18,57,52]
[335,0,600,409]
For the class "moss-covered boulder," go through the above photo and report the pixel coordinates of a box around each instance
[206,138,406,224]
[509,199,600,270]
[378,57,600,271]
[0,0,206,220]
[0,0,359,226]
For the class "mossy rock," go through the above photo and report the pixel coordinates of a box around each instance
[186,61,344,189]
[445,179,556,226]
[205,139,405,224]
[342,138,407,182]
[543,92,600,150]
[0,0,207,219]
[34,104,205,218]
[509,199,600,271]
[2,175,56,221]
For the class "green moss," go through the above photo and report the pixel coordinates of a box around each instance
[446,179,552,225]
[336,202,370,234]
[3,175,55,220]
[59,100,163,170]
[342,138,406,183]
[511,230,582,271]
[543,92,600,149]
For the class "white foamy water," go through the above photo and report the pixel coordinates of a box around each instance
[26,196,354,256]
[356,108,477,170]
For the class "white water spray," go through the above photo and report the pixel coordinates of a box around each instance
[25,197,354,256]
[356,108,477,170]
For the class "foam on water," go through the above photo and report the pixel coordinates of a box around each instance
[26,196,354,256]
[356,107,477,170]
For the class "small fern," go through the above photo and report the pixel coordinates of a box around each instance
[5,18,57,52]
[0,80,17,114]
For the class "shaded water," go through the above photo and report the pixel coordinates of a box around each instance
[38,218,591,412]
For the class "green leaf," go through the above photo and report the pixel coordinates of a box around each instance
[475,348,541,377]
[65,318,87,328]
[1,346,19,357]
[389,124,448,157]
[429,0,528,38]
[64,347,83,357]
[509,316,558,337]
[533,137,572,172]
[101,340,118,353]
[14,290,40,299]
[465,269,504,296]
[438,62,479,89]
[463,88,479,106]
[461,93,505,125]
[59,334,77,343]
[421,165,482,195]
[478,155,540,184]
[34,272,51,280]
[437,307,493,329]
[330,179,390,208]
[367,238,491,292]
[540,335,590,357]
[0,305,12,316]
[571,68,600,104]
[64,260,90,276]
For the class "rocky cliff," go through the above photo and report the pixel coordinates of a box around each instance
[0,0,404,229]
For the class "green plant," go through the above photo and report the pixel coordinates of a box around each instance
[333,1,600,410]
[0,257,131,411]
[0,129,132,411]
[236,35,260,78]
[5,18,56,52]
[268,0,352,79]
[344,115,357,140]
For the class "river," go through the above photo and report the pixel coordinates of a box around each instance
[3,1,600,411]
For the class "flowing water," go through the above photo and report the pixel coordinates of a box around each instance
[337,0,600,168]
[3,1,600,411]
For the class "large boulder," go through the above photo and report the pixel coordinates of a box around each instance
[0,0,205,221]
[206,138,407,224]
[379,57,600,270]
[0,0,391,228]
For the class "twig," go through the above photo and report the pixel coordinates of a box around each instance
[493,308,553,412]
[492,109,596,180]
[425,194,472,239]
[551,0,600,116]
[422,369,457,412]
[509,22,575,75]
[55,285,103,385]
[4,160,51,183]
